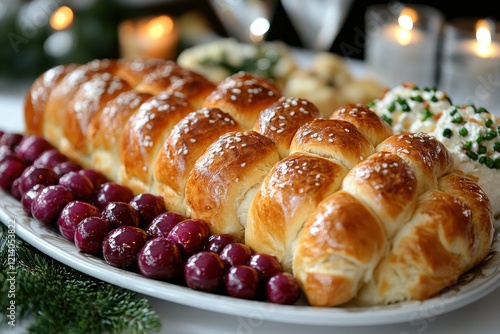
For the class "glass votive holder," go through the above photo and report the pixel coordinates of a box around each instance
[439,18,500,114]
[365,2,443,88]
[118,15,179,60]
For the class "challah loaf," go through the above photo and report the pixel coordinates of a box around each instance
[23,58,494,308]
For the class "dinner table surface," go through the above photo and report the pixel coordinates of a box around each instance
[1,56,500,334]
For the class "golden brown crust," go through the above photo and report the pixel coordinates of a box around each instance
[357,185,489,305]
[88,90,152,181]
[24,63,79,136]
[185,130,280,241]
[43,59,118,148]
[329,103,393,146]
[202,72,282,129]
[253,96,320,158]
[120,92,194,193]
[62,73,132,163]
[341,151,419,238]
[154,108,243,215]
[135,61,207,95]
[290,118,375,169]
[293,190,387,307]
[162,74,217,110]
[437,172,493,268]
[245,152,348,271]
[115,57,168,87]
[376,132,455,194]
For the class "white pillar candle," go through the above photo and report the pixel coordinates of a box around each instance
[440,18,500,114]
[365,4,443,88]
[118,15,179,60]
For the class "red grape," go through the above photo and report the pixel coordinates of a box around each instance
[102,226,148,268]
[18,164,58,196]
[58,171,94,202]
[0,133,24,149]
[204,234,236,254]
[21,184,46,215]
[145,211,184,239]
[247,253,282,281]
[14,135,53,163]
[0,156,27,191]
[219,243,252,268]
[100,201,140,229]
[225,265,260,300]
[138,237,184,281]
[129,193,166,228]
[94,182,134,210]
[184,251,226,292]
[265,272,301,305]
[78,168,108,189]
[74,216,110,255]
[32,148,68,168]
[58,200,101,241]
[166,218,210,259]
[31,185,74,224]
[53,160,82,178]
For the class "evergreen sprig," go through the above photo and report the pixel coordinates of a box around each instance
[0,223,162,334]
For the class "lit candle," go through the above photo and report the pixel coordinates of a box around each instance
[365,5,443,88]
[118,15,179,60]
[44,6,75,58]
[439,18,500,113]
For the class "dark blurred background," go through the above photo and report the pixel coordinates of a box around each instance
[1,0,498,79]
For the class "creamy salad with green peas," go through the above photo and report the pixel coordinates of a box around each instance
[368,84,500,218]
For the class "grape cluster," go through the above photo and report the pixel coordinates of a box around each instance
[0,130,301,305]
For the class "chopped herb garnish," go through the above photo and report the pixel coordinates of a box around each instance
[478,145,487,154]
[411,95,424,102]
[381,114,393,126]
[396,97,410,112]
[486,118,493,127]
[464,141,472,150]
[430,96,439,103]
[443,128,453,138]
[450,108,458,116]
[452,115,463,123]
[494,142,500,152]
[388,102,396,112]
[459,127,468,136]
[421,109,433,121]
[477,107,488,114]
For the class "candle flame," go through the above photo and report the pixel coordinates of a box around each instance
[50,6,74,31]
[249,17,270,43]
[147,15,174,39]
[395,8,418,45]
[474,19,495,58]
[398,8,417,31]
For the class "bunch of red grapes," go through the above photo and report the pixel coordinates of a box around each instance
[0,130,301,305]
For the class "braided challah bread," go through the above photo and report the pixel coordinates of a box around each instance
[24,58,494,307]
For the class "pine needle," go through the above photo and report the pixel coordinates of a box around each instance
[0,223,162,334]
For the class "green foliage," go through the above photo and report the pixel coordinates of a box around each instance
[0,223,161,334]
[199,44,281,79]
